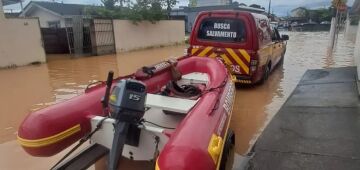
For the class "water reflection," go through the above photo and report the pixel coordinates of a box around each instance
[0,31,355,169]
[231,67,284,154]
[0,64,53,143]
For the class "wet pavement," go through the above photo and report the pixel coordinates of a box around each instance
[248,67,360,170]
[0,31,356,169]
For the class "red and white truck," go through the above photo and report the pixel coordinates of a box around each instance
[188,10,289,85]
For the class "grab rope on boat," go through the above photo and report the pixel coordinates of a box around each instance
[202,77,228,115]
[139,119,176,130]
[50,116,108,170]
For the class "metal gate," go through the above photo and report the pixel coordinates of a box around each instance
[90,19,116,55]
[65,17,115,56]
[41,28,69,54]
[65,16,92,55]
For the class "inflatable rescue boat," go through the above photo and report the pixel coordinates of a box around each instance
[18,56,236,170]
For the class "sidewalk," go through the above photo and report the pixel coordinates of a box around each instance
[247,67,360,170]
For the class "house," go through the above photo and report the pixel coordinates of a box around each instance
[4,12,20,18]
[290,7,308,18]
[19,1,89,28]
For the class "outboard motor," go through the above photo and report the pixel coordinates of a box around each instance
[107,79,147,170]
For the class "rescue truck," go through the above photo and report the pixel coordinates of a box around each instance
[188,10,289,85]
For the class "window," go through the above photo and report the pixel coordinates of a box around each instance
[271,28,281,41]
[197,18,246,43]
[48,21,61,28]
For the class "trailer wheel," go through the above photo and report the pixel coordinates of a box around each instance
[219,130,235,170]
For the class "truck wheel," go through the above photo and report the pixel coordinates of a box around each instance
[219,130,235,170]
[259,65,270,84]
[279,53,285,65]
[235,83,242,89]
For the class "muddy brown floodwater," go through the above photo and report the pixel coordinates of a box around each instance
[0,32,355,170]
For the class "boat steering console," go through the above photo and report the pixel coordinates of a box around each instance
[107,78,147,170]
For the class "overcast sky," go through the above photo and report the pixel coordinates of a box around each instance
[3,0,356,16]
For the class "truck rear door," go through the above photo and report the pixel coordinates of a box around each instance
[189,14,254,76]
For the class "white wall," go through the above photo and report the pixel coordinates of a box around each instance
[27,8,65,28]
[0,17,46,68]
[113,20,185,52]
[345,24,359,42]
[355,20,360,80]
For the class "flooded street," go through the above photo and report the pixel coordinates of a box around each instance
[232,31,355,155]
[0,32,355,169]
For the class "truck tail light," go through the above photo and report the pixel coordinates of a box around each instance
[250,60,258,73]
[186,46,192,56]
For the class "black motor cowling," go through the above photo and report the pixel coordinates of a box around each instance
[108,79,147,123]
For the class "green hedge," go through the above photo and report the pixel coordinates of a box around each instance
[350,15,359,25]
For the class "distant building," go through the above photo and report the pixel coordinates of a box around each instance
[171,4,266,32]
[290,7,308,18]
[2,0,20,6]
[19,1,89,28]
[197,0,231,7]
[2,0,20,17]
[4,12,19,18]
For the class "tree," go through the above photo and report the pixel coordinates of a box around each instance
[331,0,347,8]
[239,3,247,6]
[231,1,239,6]
[296,8,309,18]
[118,0,131,7]
[350,15,359,25]
[309,8,333,22]
[189,0,197,7]
[165,0,178,19]
[249,4,260,8]
[127,0,166,23]
[292,7,309,18]
[87,0,167,23]
[149,0,166,22]
[101,0,116,10]
[249,4,265,9]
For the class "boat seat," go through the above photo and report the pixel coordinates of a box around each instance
[177,72,209,85]
[145,94,198,114]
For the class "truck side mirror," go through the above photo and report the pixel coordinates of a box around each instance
[282,35,289,41]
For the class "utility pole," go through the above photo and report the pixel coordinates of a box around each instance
[167,0,171,19]
[20,0,24,12]
[268,0,271,16]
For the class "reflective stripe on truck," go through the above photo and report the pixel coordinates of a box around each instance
[191,46,250,74]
